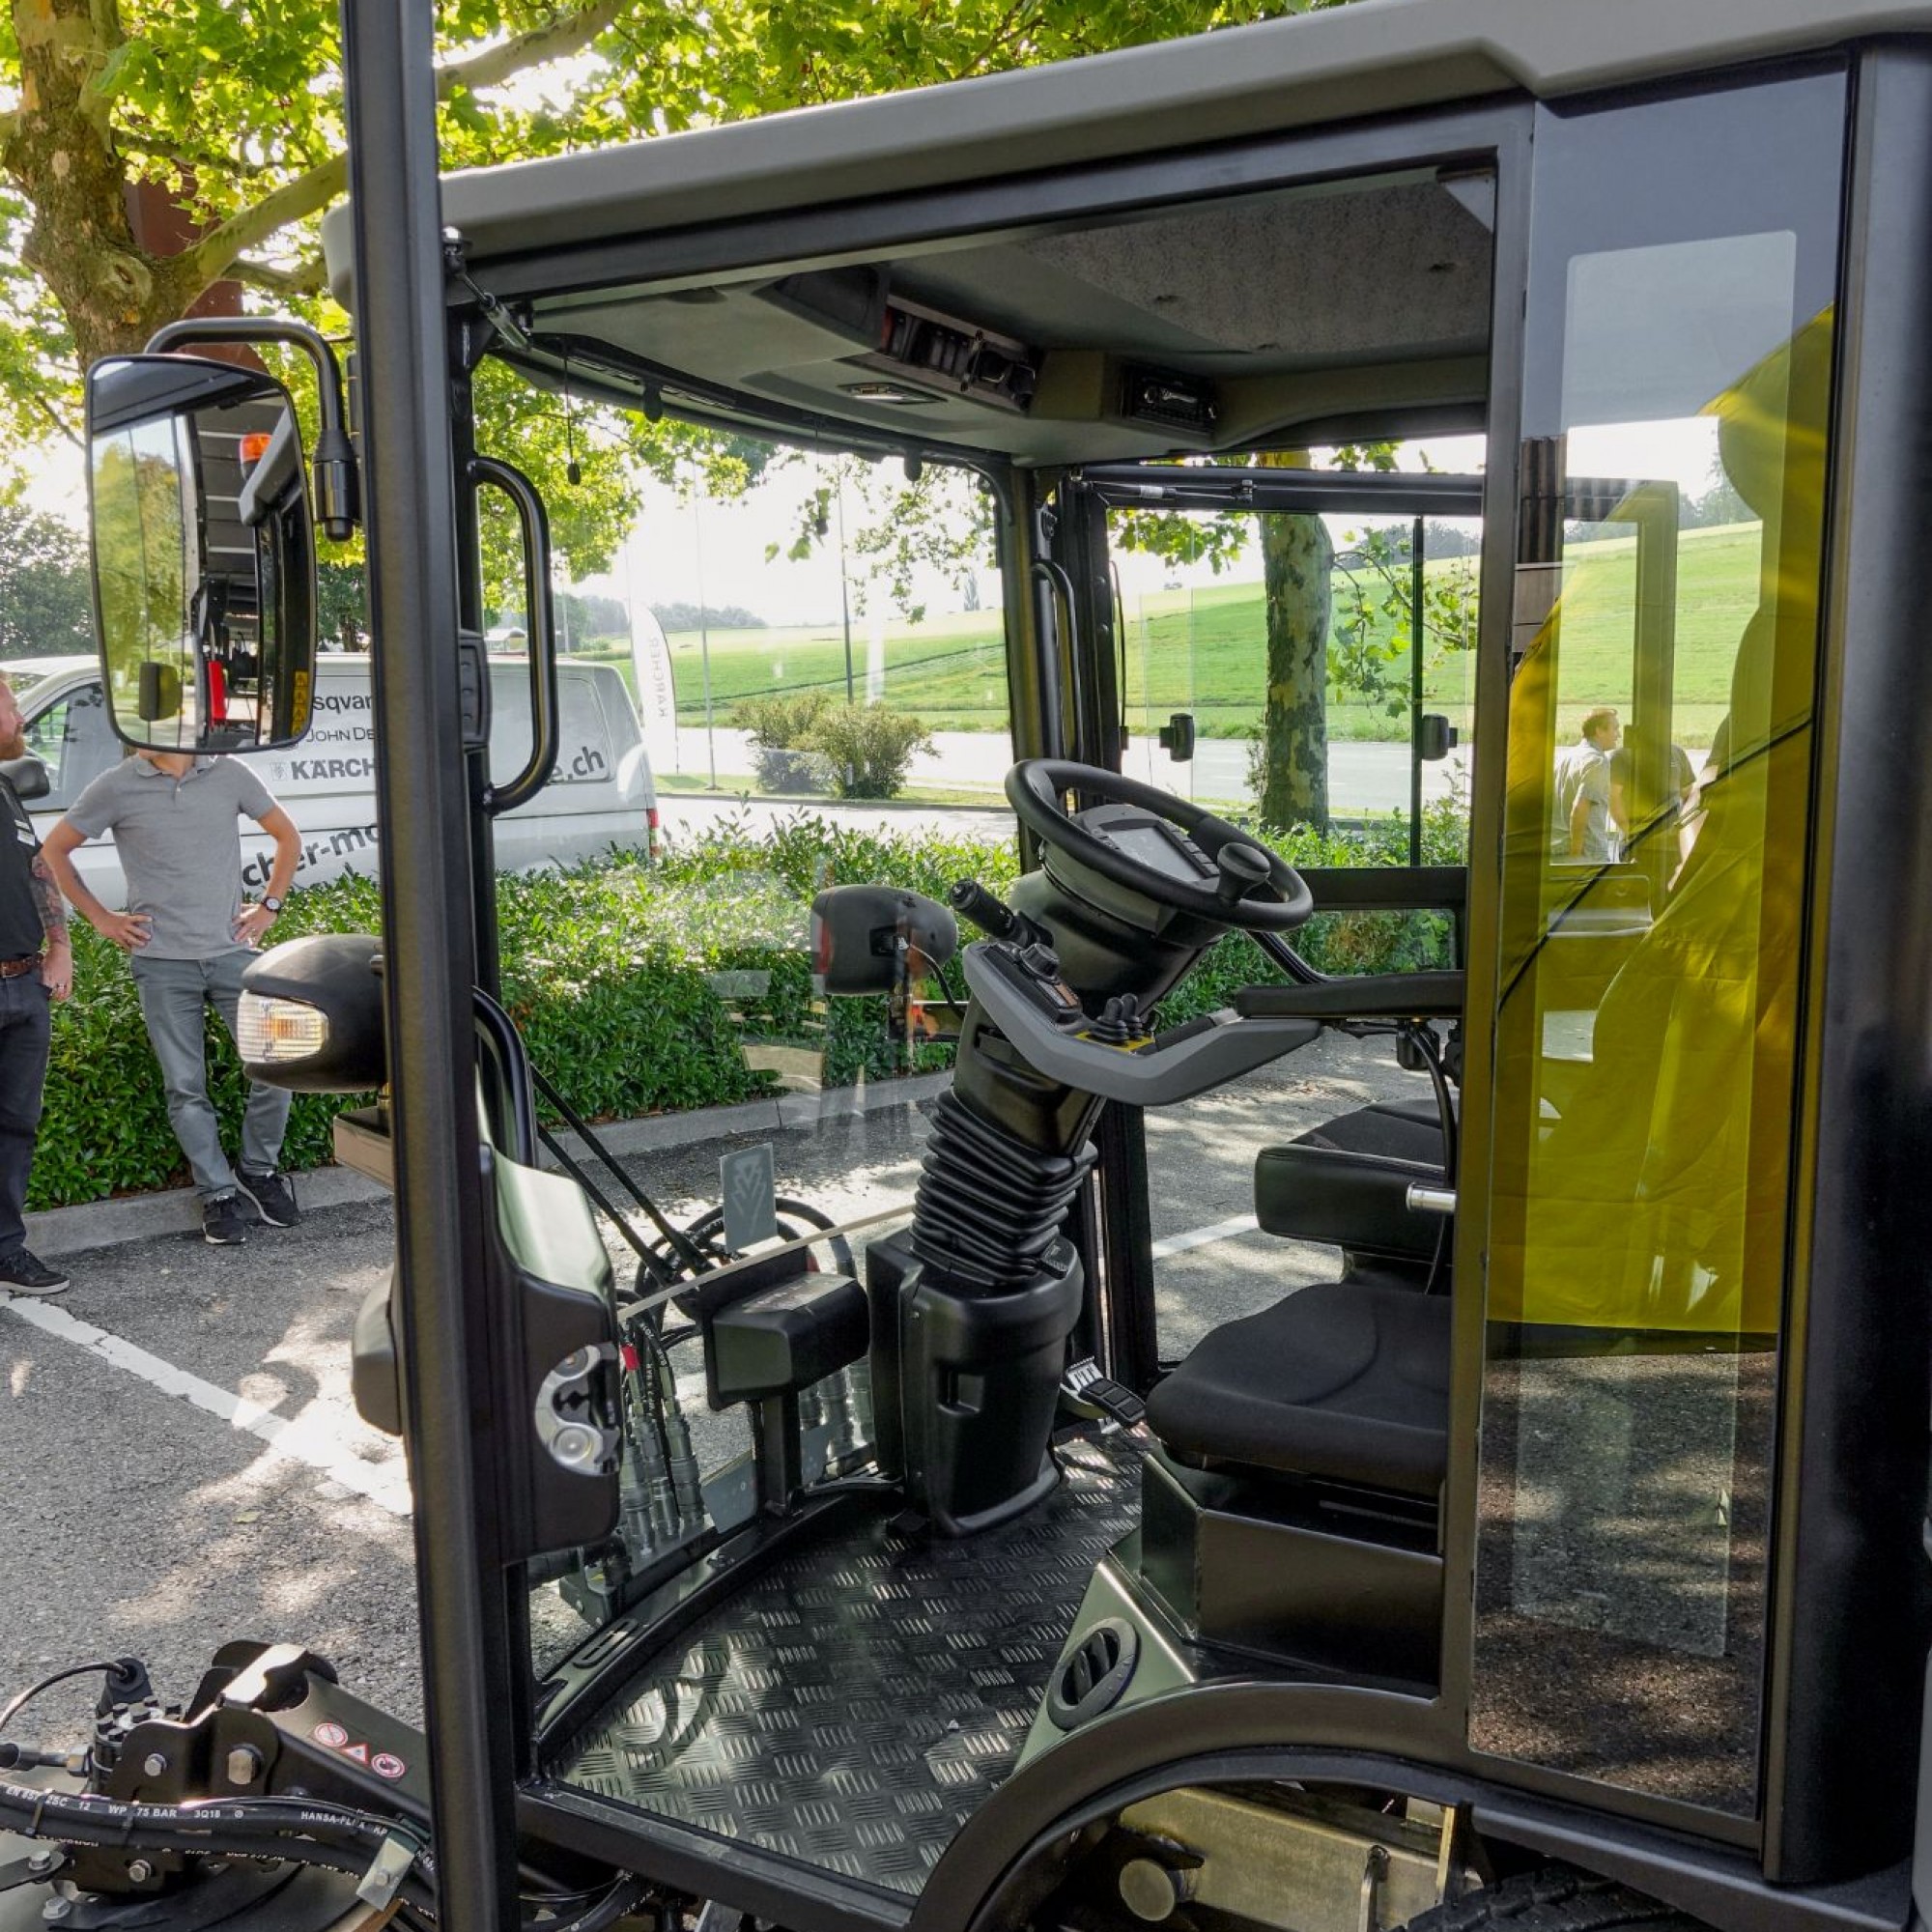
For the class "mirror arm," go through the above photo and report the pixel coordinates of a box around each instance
[469,454,559,817]
[143,318,359,542]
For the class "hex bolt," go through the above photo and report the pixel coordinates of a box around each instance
[225,1746,264,1786]
[42,1900,70,1923]
[126,1861,154,1885]
[141,1752,168,1777]
[26,1850,58,1875]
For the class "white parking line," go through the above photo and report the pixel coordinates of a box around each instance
[0,1295,412,1518]
[1151,1212,1259,1260]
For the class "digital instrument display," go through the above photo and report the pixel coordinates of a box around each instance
[1106,821,1207,882]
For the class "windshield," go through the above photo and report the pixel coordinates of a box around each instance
[509,428,1021,1674]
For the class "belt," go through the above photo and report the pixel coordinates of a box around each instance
[0,956,41,980]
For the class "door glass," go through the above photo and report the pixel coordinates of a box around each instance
[25,682,119,811]
[1470,72,1846,1814]
[1120,496,1482,1362]
[522,438,1019,1674]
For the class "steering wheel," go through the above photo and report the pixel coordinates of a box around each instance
[1006,759,1314,932]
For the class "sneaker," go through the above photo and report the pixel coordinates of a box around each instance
[237,1167,300,1229]
[0,1248,68,1295]
[203,1194,249,1246]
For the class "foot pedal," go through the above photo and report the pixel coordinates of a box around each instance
[1063,1358,1146,1430]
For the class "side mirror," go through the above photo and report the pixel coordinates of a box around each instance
[0,754,49,803]
[811,885,958,995]
[86,355,317,755]
[1417,713,1457,762]
[1157,711,1196,763]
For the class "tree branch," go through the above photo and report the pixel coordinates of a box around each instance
[174,0,628,303]
[437,0,628,97]
[178,152,346,295]
[230,253,327,298]
[31,392,82,451]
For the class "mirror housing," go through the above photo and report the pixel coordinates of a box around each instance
[811,885,958,995]
[0,754,49,803]
[238,933,385,1093]
[1417,712,1457,761]
[86,354,317,756]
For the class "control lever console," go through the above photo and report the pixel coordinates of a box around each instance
[964,939,1321,1106]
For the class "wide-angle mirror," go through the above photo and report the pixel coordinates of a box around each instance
[85,354,317,753]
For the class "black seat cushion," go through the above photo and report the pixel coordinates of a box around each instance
[1295,1096,1447,1166]
[1146,1282,1451,1497]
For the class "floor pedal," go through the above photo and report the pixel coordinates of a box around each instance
[1063,1358,1147,1430]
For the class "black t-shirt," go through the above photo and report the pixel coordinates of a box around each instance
[0,776,45,958]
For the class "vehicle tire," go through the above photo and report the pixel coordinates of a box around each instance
[1398,1866,1704,1931]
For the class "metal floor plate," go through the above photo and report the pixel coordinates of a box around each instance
[558,1435,1141,1892]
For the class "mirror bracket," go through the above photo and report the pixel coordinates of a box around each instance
[144,317,359,541]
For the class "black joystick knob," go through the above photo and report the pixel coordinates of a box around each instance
[1214,841,1272,905]
[1018,941,1062,980]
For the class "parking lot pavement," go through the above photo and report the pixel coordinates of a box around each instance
[0,1032,1430,1743]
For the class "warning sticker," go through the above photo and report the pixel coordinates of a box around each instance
[372,1752,408,1780]
[312,1721,350,1748]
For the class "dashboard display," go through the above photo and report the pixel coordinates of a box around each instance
[1106,821,1207,882]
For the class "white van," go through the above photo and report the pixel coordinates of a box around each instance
[4,650,658,908]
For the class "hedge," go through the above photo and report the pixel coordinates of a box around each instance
[26,801,1464,1211]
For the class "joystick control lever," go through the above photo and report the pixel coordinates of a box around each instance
[949,877,1048,947]
[1214,841,1272,906]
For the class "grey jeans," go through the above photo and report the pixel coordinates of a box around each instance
[130,950,292,1200]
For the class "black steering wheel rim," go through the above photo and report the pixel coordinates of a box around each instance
[1006,758,1314,931]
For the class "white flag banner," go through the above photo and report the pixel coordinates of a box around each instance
[629,591,681,773]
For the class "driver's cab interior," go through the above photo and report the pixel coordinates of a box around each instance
[307,41,1862,1925]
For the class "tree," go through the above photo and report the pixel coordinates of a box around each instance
[1256,454,1333,830]
[0,501,92,656]
[0,0,1311,545]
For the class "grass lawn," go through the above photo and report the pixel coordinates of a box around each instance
[583,521,1763,751]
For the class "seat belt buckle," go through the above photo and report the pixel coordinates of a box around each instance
[1063,1357,1147,1430]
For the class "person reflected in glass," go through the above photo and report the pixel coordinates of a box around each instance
[1609,725,1698,877]
[1552,705,1621,864]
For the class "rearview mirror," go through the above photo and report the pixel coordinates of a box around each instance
[86,355,317,754]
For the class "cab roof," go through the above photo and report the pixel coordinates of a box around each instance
[323,0,1927,466]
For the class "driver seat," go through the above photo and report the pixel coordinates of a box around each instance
[1145,1277,1450,1497]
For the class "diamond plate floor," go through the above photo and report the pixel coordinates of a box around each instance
[558,1435,1140,1892]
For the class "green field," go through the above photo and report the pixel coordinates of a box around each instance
[587,521,1763,749]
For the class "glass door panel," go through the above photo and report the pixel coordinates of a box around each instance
[1470,71,1847,1815]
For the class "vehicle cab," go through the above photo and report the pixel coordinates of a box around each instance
[9,6,1932,1932]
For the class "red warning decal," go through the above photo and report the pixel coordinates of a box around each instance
[312,1721,350,1748]
[344,1742,371,1765]
[372,1752,408,1780]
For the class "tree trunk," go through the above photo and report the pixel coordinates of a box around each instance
[1257,456,1332,832]
[4,0,206,366]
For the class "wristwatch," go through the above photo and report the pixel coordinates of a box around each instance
[260,895,284,917]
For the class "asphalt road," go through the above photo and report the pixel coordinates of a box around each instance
[0,1031,1423,1748]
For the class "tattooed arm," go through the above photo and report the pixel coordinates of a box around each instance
[30,854,71,1002]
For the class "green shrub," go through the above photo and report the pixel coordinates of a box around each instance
[732,692,833,793]
[27,806,1467,1210]
[805,703,934,800]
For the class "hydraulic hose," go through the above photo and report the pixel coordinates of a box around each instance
[0,1776,652,1931]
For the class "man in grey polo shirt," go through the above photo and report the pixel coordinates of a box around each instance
[43,750,302,1246]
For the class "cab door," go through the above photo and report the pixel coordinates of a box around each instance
[1463,65,1847,1828]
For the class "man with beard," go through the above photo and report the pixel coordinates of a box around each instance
[0,674,72,1294]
